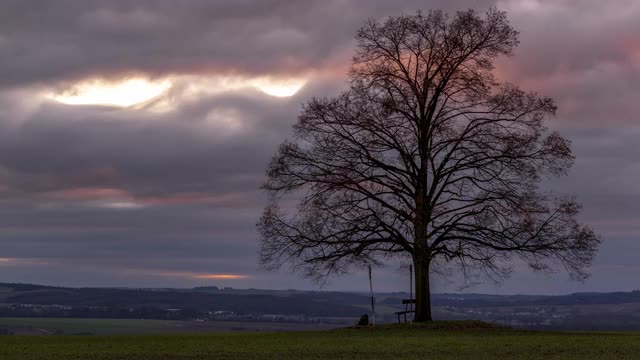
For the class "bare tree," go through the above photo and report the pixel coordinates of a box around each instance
[258,8,599,322]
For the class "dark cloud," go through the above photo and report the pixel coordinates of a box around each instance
[0,0,638,293]
[0,0,494,86]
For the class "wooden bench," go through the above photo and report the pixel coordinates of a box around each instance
[394,299,415,323]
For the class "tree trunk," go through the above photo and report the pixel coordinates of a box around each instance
[414,255,432,322]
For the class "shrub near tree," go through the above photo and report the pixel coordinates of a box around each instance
[258,8,599,322]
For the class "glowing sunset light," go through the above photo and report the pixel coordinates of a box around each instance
[251,77,306,97]
[48,75,307,110]
[194,274,250,280]
[50,78,172,107]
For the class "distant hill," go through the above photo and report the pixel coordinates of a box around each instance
[0,283,368,319]
[427,291,640,307]
[3,283,640,330]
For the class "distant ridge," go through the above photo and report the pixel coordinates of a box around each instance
[3,282,640,330]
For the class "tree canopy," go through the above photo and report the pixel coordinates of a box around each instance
[258,8,600,321]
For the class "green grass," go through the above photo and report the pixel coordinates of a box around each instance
[2,323,640,359]
[0,318,181,335]
[0,317,331,335]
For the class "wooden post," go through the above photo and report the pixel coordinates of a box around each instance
[409,265,413,312]
[368,265,375,327]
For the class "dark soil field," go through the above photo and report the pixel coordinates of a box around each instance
[1,321,639,359]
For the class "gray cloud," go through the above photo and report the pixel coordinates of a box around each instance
[0,0,494,86]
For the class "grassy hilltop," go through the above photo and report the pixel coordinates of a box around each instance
[2,322,640,360]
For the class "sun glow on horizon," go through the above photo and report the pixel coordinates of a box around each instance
[194,274,249,280]
[154,270,250,280]
[50,78,172,107]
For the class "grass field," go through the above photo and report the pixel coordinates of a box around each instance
[1,322,640,359]
[0,317,333,335]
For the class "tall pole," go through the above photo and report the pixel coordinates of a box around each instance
[409,265,413,312]
[368,265,375,327]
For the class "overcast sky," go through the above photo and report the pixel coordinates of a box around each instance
[1,0,639,294]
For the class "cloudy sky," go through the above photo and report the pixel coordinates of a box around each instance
[0,0,639,294]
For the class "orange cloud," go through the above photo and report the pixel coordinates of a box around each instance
[193,274,250,280]
[153,270,250,280]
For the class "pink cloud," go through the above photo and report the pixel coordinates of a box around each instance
[48,187,129,200]
[40,186,254,209]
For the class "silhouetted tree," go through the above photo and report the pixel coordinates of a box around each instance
[258,8,599,322]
